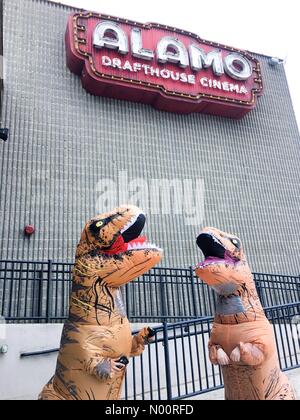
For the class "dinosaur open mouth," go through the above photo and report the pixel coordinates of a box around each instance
[121,213,145,242]
[196,232,239,269]
[196,232,227,268]
[197,232,225,258]
[121,212,162,251]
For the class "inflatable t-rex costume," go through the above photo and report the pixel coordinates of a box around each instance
[39,205,162,400]
[195,227,295,400]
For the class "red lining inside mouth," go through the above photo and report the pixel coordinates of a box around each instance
[128,236,147,246]
[101,235,147,255]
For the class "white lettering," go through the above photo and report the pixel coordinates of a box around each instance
[93,21,128,54]
[106,404,139,418]
[131,27,154,61]
[142,64,151,75]
[224,53,252,80]
[180,73,187,83]
[112,58,122,69]
[229,83,240,93]
[240,86,248,94]
[200,77,248,94]
[102,56,111,66]
[200,77,208,87]
[157,36,189,68]
[96,179,117,213]
[222,81,229,91]
[149,405,194,415]
[170,71,180,81]
[150,66,160,77]
[94,26,253,81]
[123,60,133,71]
[190,45,224,75]
[133,62,142,72]
[213,79,222,90]
[99,55,247,93]
[160,69,170,79]
[188,74,195,84]
[150,179,183,215]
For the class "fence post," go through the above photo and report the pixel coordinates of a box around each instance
[159,271,167,320]
[189,266,198,317]
[125,283,130,319]
[162,322,172,400]
[254,276,263,304]
[46,260,53,323]
[37,270,43,318]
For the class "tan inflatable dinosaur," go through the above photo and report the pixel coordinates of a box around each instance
[195,227,296,400]
[39,205,162,400]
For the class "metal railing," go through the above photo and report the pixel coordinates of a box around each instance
[0,260,300,323]
[17,303,300,399]
[123,302,300,400]
[1,260,299,400]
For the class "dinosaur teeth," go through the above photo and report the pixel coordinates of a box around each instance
[120,212,144,234]
[127,242,162,252]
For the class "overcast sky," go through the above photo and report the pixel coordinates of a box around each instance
[51,0,300,130]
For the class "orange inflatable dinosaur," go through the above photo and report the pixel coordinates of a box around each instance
[195,227,296,400]
[39,205,162,400]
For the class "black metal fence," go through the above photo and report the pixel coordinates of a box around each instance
[2,260,299,400]
[123,302,300,399]
[18,302,300,399]
[1,260,300,323]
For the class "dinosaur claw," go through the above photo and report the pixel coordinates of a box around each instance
[230,346,241,362]
[217,348,230,365]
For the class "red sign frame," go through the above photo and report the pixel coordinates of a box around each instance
[65,12,263,118]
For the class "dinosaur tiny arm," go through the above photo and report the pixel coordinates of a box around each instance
[84,356,108,379]
[230,342,266,366]
[209,343,230,365]
[130,327,153,357]
[234,342,265,366]
[84,356,125,380]
[209,341,266,367]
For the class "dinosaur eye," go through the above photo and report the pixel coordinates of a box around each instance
[230,238,240,249]
[96,221,104,228]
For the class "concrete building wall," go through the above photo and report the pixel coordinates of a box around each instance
[0,323,63,400]
[0,0,3,116]
[1,0,300,274]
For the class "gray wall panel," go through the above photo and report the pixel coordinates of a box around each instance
[1,0,300,274]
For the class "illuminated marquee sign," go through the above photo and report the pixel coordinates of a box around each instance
[65,12,263,118]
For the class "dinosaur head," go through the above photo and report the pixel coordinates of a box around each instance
[195,227,251,296]
[75,205,162,287]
